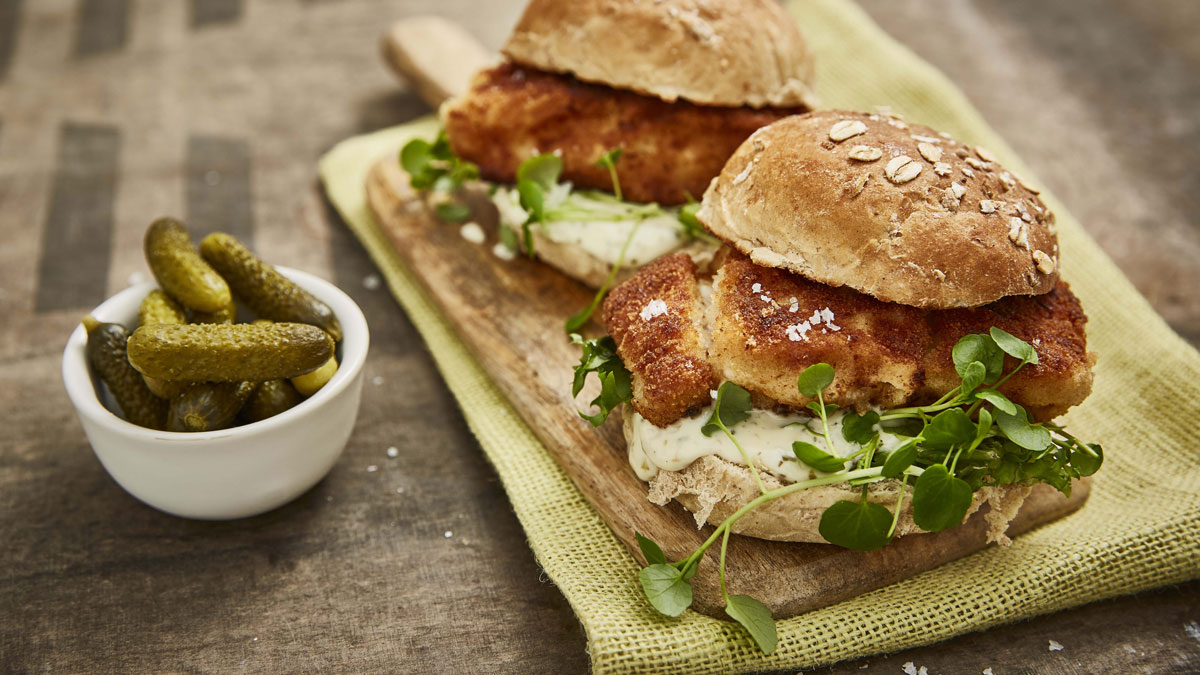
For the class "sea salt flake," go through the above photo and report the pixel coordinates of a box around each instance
[751,283,762,293]
[820,307,841,331]
[640,299,668,321]
[1185,621,1200,639]
[710,389,718,399]
[760,295,772,303]
[785,321,813,342]
[902,663,917,675]
[444,531,453,538]
[1048,639,1064,651]
[362,274,381,290]
[366,465,378,473]
[809,310,822,324]
[386,446,399,458]
[371,376,384,386]
[983,669,994,675]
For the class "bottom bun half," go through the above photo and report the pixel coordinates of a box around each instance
[624,411,1032,545]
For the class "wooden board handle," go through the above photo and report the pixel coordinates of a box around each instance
[381,16,492,109]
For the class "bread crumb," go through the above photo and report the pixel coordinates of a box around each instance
[1048,639,1063,652]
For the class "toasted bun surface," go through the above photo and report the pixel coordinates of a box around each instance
[624,416,1032,545]
[501,0,818,109]
[698,111,1060,308]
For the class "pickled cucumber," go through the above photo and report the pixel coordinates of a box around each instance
[191,299,236,325]
[145,218,231,313]
[137,289,190,399]
[291,356,337,396]
[127,322,333,382]
[83,317,167,430]
[168,381,259,432]
[199,232,342,341]
[138,290,187,327]
[241,379,303,423]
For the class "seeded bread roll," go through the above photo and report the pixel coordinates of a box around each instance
[698,110,1060,309]
[501,0,818,109]
[624,414,1033,545]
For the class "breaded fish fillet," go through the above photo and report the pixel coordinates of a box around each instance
[601,253,713,427]
[603,252,1094,426]
[443,63,804,206]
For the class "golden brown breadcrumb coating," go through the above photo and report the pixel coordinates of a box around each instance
[442,63,805,206]
[601,253,713,427]
[603,252,1094,426]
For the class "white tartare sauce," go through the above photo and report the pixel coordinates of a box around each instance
[628,406,905,483]
[491,186,687,266]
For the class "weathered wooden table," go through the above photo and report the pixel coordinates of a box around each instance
[2,1,1197,672]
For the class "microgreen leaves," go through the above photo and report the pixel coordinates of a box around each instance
[595,148,624,201]
[724,595,777,655]
[818,499,893,551]
[615,328,1102,656]
[569,334,632,426]
[702,382,752,437]
[677,200,721,245]
[399,132,479,222]
[514,153,564,257]
[912,464,973,531]
[639,564,693,617]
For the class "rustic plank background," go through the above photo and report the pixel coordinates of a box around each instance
[0,1,1196,673]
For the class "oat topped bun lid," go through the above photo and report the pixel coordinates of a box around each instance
[697,110,1062,309]
[501,0,818,109]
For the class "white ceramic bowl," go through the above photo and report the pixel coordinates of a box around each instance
[62,267,369,520]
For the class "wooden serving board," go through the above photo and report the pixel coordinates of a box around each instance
[364,155,1090,619]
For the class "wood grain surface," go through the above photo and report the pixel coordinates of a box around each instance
[364,153,1094,619]
[1,0,1197,673]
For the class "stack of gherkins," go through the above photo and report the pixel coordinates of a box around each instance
[83,218,343,432]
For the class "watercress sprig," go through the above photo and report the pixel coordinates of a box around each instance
[569,333,633,425]
[399,132,479,223]
[606,329,1102,655]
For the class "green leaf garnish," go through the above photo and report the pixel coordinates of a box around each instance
[702,382,752,437]
[1069,442,1103,477]
[569,334,632,426]
[400,131,479,193]
[621,327,1102,655]
[639,564,693,617]
[818,499,893,551]
[960,360,986,393]
[990,327,1039,365]
[635,532,667,565]
[594,147,624,201]
[792,441,847,473]
[881,439,919,478]
[974,389,1017,415]
[994,405,1052,451]
[953,333,1004,384]
[434,202,471,223]
[841,410,880,445]
[516,153,563,189]
[912,464,973,531]
[724,595,778,655]
[922,409,976,450]
[796,363,835,398]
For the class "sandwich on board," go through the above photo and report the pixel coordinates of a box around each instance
[408,0,818,297]
[576,109,1102,652]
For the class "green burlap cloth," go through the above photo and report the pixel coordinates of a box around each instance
[319,0,1200,670]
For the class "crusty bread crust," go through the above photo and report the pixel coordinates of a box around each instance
[501,0,818,109]
[698,111,1060,309]
[624,415,1032,545]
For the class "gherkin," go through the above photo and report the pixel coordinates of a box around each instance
[200,232,342,341]
[83,317,167,430]
[127,322,333,382]
[168,381,259,432]
[242,379,304,424]
[144,218,231,313]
